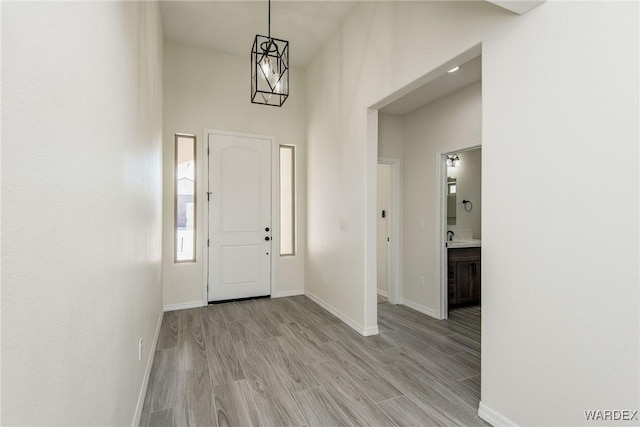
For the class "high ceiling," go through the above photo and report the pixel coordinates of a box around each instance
[160,2,532,111]
[160,1,541,70]
[160,1,358,68]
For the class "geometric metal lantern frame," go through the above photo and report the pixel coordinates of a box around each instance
[251,34,289,107]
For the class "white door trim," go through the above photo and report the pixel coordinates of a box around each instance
[202,128,278,304]
[436,141,481,319]
[378,157,402,305]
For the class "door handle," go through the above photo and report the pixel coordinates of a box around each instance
[265,236,271,241]
[265,227,270,232]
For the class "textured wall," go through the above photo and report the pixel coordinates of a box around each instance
[2,2,164,424]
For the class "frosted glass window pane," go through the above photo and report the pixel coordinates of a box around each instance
[175,135,196,262]
[280,146,295,256]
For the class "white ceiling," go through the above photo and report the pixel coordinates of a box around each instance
[380,55,482,116]
[160,2,519,111]
[160,1,358,68]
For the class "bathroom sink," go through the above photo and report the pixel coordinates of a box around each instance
[447,239,481,248]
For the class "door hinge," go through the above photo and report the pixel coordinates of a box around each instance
[207,238,210,247]
[206,192,212,201]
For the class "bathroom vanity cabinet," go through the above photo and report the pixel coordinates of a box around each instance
[448,247,481,308]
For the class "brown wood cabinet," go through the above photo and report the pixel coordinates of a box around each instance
[448,247,481,308]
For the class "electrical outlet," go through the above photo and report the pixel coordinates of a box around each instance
[419,275,425,287]
[138,338,143,361]
[418,220,425,230]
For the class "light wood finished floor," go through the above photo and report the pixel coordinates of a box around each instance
[141,297,483,426]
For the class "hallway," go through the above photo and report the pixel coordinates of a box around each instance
[142,297,483,426]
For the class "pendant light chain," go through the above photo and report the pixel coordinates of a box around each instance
[268,0,271,40]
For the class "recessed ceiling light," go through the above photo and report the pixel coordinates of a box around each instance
[447,66,460,73]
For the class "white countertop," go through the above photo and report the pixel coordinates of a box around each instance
[447,239,481,248]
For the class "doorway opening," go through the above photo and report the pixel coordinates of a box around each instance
[366,44,483,417]
[440,147,482,319]
[377,163,391,304]
[377,158,401,306]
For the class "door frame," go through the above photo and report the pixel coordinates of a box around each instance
[202,128,278,304]
[437,142,481,319]
[378,157,402,305]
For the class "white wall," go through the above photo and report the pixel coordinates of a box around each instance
[162,42,306,307]
[378,113,405,159]
[2,2,164,425]
[482,3,638,423]
[305,1,639,425]
[448,148,482,239]
[402,82,482,313]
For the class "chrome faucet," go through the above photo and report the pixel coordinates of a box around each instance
[447,231,454,241]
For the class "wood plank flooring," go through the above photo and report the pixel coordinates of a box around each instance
[141,297,483,426]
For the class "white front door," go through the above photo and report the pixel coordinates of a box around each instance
[208,132,272,302]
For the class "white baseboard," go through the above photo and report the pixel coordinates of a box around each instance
[363,325,380,336]
[377,289,389,297]
[478,402,518,427]
[401,298,438,319]
[271,289,305,298]
[132,310,163,427]
[305,290,379,337]
[163,300,204,312]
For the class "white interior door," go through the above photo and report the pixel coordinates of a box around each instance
[377,163,391,296]
[208,132,272,302]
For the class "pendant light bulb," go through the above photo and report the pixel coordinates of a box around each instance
[260,56,272,79]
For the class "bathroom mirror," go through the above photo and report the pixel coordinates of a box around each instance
[447,177,456,225]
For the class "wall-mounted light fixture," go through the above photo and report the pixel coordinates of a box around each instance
[446,154,460,167]
[251,0,289,107]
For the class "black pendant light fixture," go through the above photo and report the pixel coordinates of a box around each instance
[251,0,289,107]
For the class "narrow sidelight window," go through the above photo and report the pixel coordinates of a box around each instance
[175,134,196,262]
[279,145,296,256]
